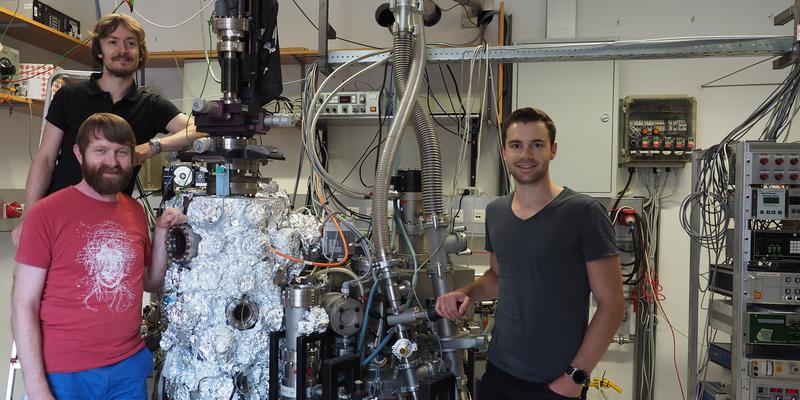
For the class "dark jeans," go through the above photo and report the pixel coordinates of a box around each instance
[478,361,581,400]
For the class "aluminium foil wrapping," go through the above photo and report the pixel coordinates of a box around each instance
[160,193,325,399]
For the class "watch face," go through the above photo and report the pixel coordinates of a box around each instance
[572,369,588,384]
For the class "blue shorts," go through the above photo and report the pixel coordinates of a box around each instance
[46,347,153,400]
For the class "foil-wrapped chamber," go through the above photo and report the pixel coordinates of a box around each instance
[160,194,324,399]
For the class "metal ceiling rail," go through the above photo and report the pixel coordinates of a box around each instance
[327,35,796,65]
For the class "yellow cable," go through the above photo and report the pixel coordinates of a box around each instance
[590,377,623,394]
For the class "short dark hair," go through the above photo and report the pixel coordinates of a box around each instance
[76,113,136,156]
[91,14,147,66]
[502,107,556,145]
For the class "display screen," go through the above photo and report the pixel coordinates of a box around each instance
[764,197,780,204]
[339,96,352,103]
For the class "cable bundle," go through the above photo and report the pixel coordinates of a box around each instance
[681,63,800,250]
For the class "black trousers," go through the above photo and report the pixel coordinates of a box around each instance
[477,361,582,400]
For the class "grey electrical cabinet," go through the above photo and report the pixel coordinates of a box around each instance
[514,59,617,195]
[619,96,697,167]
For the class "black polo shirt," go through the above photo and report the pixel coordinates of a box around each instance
[45,73,181,195]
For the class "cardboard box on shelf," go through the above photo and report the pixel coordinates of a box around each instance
[17,63,63,100]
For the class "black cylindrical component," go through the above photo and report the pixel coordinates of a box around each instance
[213,0,227,17]
[166,224,202,265]
[0,57,15,78]
[375,3,394,27]
[422,1,442,26]
[392,169,422,193]
[222,53,239,98]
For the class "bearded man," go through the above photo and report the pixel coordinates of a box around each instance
[13,113,186,400]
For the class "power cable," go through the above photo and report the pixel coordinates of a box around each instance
[133,1,215,29]
[290,0,382,49]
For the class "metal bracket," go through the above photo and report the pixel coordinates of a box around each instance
[318,0,330,73]
[773,0,800,69]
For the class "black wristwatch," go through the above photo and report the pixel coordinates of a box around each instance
[565,366,590,385]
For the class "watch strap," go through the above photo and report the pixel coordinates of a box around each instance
[149,137,162,154]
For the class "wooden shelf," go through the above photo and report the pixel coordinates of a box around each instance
[0,93,43,116]
[146,47,320,68]
[0,6,93,65]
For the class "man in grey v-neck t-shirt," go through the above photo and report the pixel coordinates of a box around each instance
[436,107,624,400]
[485,187,618,385]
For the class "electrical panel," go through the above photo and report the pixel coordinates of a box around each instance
[751,382,800,400]
[316,91,381,117]
[749,359,800,379]
[618,96,697,166]
[746,272,800,304]
[32,0,81,39]
[709,264,734,296]
[750,230,800,263]
[753,189,788,220]
[722,142,800,400]
[750,154,800,185]
[749,314,800,344]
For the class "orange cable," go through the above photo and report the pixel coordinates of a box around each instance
[269,173,350,267]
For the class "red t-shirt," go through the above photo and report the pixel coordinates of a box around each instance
[15,187,151,373]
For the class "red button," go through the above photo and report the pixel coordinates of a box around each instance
[760,173,770,180]
[791,173,799,181]
[777,158,785,165]
[776,173,785,180]
[792,158,799,165]
[761,157,770,164]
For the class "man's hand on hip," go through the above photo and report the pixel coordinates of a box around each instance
[548,373,584,398]
[435,291,471,321]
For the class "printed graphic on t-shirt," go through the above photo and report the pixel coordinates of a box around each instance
[75,221,136,312]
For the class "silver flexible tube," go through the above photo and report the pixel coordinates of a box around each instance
[302,49,391,199]
[393,32,445,218]
[393,13,466,398]
[371,13,428,263]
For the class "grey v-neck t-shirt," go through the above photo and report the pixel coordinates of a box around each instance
[485,187,618,383]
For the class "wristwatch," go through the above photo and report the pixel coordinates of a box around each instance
[565,366,590,385]
[148,137,163,154]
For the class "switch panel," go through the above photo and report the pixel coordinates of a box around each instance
[618,96,696,166]
[317,91,381,117]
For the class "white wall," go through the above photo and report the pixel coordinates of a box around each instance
[1,1,798,399]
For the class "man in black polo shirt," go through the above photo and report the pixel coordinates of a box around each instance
[12,14,205,245]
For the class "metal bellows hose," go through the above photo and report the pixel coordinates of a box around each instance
[393,31,445,218]
[372,13,430,262]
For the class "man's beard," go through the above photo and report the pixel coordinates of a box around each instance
[82,163,133,195]
[104,56,138,78]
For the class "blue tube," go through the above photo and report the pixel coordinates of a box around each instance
[358,279,380,358]
[361,330,396,366]
[394,200,419,307]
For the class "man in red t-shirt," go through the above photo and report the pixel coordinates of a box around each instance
[12,112,186,400]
